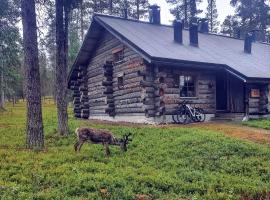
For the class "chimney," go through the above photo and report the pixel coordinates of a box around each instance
[173,20,183,44]
[198,18,209,33]
[244,33,252,54]
[149,5,160,25]
[122,8,128,19]
[190,23,199,47]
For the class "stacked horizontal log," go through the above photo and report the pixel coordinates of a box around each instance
[113,57,146,115]
[86,31,147,117]
[87,33,117,116]
[248,84,269,114]
[151,67,216,115]
[103,61,115,116]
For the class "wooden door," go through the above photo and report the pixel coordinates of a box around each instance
[216,72,228,111]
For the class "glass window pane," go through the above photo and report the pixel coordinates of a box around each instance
[179,75,196,97]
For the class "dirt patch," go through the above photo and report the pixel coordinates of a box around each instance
[186,122,270,145]
[0,124,11,128]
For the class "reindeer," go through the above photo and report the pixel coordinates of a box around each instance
[74,127,132,156]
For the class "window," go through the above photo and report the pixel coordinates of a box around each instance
[179,75,196,97]
[112,48,124,63]
[118,76,124,89]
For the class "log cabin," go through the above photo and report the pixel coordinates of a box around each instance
[68,5,270,124]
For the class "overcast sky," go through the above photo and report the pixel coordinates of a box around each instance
[148,0,235,25]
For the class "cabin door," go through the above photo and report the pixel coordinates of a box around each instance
[227,76,245,113]
[216,72,228,111]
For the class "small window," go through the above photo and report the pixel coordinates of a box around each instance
[179,75,196,97]
[118,76,124,89]
[113,49,124,63]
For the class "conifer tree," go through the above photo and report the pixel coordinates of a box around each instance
[205,0,219,33]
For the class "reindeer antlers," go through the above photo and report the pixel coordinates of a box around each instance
[123,132,132,142]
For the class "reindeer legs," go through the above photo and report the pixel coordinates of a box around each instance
[74,140,85,152]
[103,142,111,156]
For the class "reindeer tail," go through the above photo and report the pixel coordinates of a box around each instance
[75,128,80,138]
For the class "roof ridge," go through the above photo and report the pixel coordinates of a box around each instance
[93,13,173,28]
[94,13,270,46]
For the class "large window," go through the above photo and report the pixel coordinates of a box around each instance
[179,75,196,97]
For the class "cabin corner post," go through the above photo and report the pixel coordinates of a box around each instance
[259,84,269,114]
[70,65,89,119]
[268,84,270,113]
[78,66,89,119]
[70,76,81,118]
[140,63,155,118]
[153,65,166,122]
[243,83,249,120]
[103,61,115,117]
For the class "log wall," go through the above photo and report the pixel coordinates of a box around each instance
[148,66,217,115]
[248,84,269,114]
[86,31,147,116]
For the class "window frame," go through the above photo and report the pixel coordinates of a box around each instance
[112,46,125,64]
[178,73,198,98]
[117,76,124,90]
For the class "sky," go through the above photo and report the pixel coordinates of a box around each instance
[148,0,235,25]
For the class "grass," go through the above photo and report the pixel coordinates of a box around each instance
[243,118,270,130]
[0,101,270,199]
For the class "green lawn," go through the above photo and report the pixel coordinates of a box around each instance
[1,101,270,200]
[243,118,270,130]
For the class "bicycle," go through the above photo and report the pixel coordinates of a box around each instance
[172,100,206,124]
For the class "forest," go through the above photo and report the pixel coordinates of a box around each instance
[1,0,270,146]
[1,0,270,199]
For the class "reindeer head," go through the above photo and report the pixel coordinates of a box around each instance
[119,133,132,152]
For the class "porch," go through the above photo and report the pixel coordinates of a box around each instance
[215,69,270,121]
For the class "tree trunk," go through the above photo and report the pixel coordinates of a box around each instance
[0,67,4,110]
[136,0,139,20]
[21,0,44,149]
[210,0,213,32]
[80,1,84,41]
[55,0,68,136]
[184,0,188,27]
[109,0,113,14]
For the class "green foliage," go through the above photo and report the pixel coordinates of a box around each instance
[166,0,202,24]
[0,0,23,100]
[220,15,241,37]
[226,0,270,41]
[0,101,270,199]
[243,118,270,130]
[205,0,219,33]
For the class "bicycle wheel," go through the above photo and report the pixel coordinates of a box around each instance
[195,108,206,122]
[176,109,189,124]
[172,113,179,124]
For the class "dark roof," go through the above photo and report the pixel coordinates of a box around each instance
[68,14,270,84]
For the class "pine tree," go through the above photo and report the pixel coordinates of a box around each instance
[205,0,219,33]
[21,0,44,149]
[221,15,241,37]
[166,0,202,26]
[230,0,270,41]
